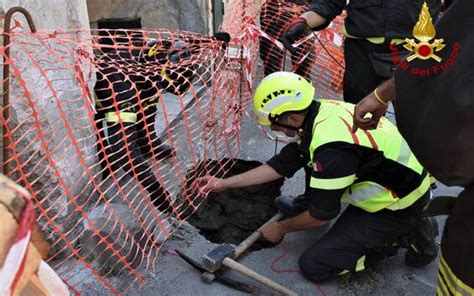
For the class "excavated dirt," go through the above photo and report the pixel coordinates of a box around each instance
[186,159,284,250]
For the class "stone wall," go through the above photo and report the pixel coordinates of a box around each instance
[87,0,210,34]
[1,0,97,254]
[1,0,90,30]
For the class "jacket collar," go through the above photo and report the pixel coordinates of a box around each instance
[298,100,320,153]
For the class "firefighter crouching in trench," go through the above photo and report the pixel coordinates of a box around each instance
[94,37,195,213]
[94,33,230,213]
[195,71,438,283]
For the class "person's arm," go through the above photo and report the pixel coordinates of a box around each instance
[280,210,328,231]
[260,210,328,243]
[352,78,396,132]
[281,0,345,52]
[300,10,328,29]
[222,164,283,188]
[305,0,346,30]
[194,164,283,194]
[261,148,358,242]
[195,142,306,193]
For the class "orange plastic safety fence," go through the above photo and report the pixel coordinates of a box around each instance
[1,0,344,294]
[228,0,345,98]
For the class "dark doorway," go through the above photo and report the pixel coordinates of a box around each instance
[97,18,142,30]
[97,18,142,53]
[212,0,224,32]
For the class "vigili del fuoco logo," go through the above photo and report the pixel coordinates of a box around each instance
[390,2,460,76]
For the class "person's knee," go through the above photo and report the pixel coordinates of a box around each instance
[298,250,333,283]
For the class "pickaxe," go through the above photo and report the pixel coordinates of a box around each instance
[201,212,298,296]
[175,249,255,294]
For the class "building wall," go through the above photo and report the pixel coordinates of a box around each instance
[1,0,90,30]
[87,0,210,34]
[1,0,97,254]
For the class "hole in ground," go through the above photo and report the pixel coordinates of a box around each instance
[186,158,284,251]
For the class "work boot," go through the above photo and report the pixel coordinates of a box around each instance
[274,195,308,216]
[405,217,439,267]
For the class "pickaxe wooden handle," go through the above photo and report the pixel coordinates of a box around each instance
[234,212,285,258]
[202,212,284,280]
[221,257,298,296]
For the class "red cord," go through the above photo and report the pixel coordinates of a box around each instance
[271,239,328,296]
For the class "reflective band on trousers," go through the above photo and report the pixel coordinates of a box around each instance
[437,252,474,296]
[105,112,137,123]
[355,255,366,272]
[338,255,366,275]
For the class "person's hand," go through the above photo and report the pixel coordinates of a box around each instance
[260,222,285,243]
[213,31,231,50]
[213,32,231,43]
[352,91,389,132]
[193,175,227,194]
[281,17,308,54]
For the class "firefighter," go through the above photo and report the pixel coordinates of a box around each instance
[93,38,188,212]
[94,33,230,213]
[196,71,438,282]
[352,0,474,293]
[280,0,442,104]
[259,0,315,80]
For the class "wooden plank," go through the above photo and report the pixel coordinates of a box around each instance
[0,205,44,295]
[18,275,49,296]
[0,175,50,258]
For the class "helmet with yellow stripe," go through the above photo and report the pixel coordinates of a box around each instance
[253,72,315,126]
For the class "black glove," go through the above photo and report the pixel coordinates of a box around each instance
[213,31,231,43]
[280,17,309,54]
[213,31,231,50]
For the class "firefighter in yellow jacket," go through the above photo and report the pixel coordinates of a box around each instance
[196,71,438,282]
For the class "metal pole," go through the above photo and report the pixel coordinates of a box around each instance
[2,7,37,175]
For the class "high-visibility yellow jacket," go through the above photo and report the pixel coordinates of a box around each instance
[308,100,430,213]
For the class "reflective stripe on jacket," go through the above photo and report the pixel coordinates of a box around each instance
[105,112,137,123]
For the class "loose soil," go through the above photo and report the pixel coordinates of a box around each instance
[186,159,284,250]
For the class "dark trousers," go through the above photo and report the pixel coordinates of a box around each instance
[96,117,171,212]
[437,185,474,294]
[343,38,403,104]
[259,0,315,80]
[299,193,430,282]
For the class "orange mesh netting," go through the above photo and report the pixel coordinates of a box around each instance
[1,0,345,294]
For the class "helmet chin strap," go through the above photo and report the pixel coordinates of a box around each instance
[271,121,305,137]
[271,112,309,137]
